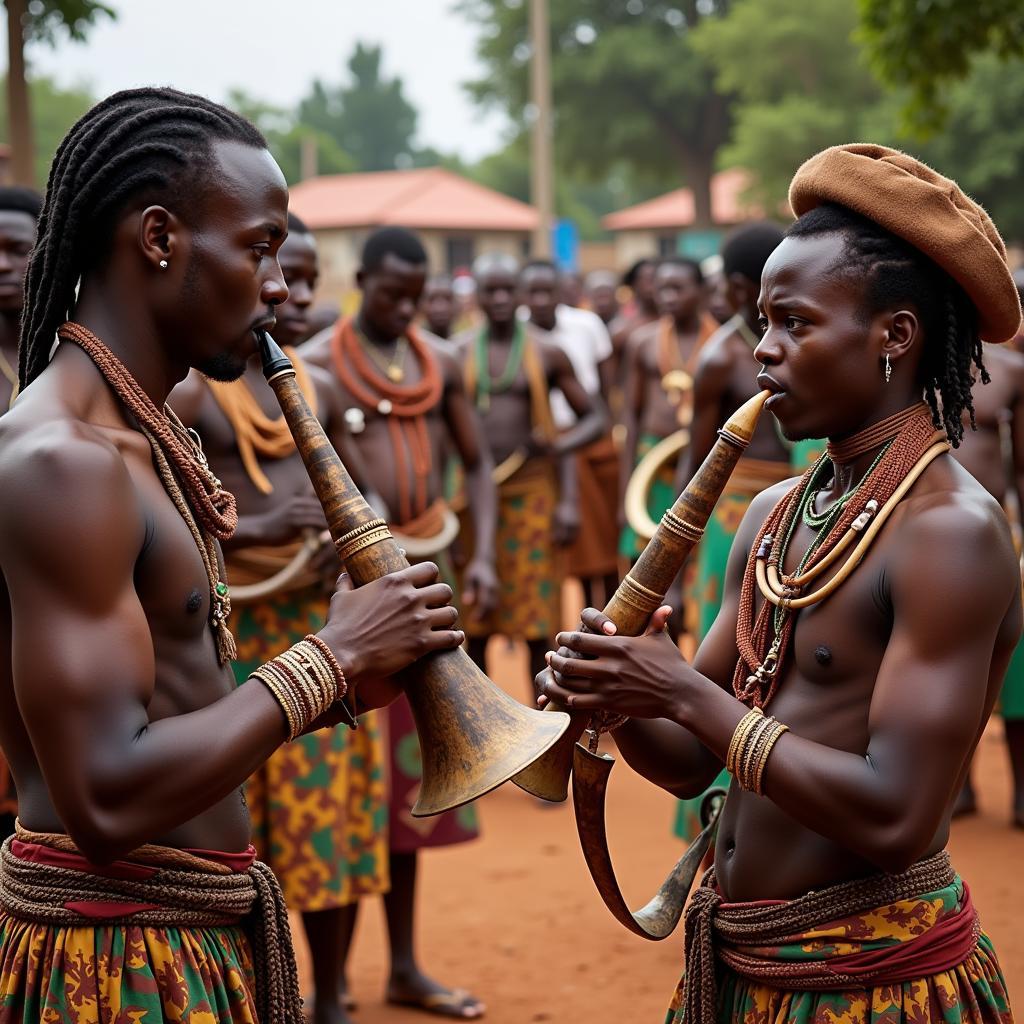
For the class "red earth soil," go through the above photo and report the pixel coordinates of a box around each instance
[293,633,1024,1023]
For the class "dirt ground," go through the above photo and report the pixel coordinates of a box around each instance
[292,628,1024,1023]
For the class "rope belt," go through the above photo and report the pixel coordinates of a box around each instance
[0,833,304,1024]
[682,851,977,1024]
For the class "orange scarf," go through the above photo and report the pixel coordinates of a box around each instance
[206,348,317,495]
[331,317,444,524]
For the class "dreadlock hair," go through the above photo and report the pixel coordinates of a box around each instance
[786,202,986,447]
[20,87,266,390]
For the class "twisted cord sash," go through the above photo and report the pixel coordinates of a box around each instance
[0,834,304,1023]
[683,852,964,1024]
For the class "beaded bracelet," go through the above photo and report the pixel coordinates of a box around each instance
[252,635,348,741]
[727,706,788,794]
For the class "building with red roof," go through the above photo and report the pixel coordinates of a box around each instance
[289,166,539,305]
[602,169,764,267]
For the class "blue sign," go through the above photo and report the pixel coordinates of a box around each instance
[551,218,579,271]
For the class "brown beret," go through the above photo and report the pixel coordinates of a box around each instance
[789,144,1021,343]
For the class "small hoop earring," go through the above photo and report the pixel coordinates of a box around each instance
[159,259,169,270]
[884,353,892,384]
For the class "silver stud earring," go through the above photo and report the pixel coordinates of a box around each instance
[159,259,169,270]
[884,353,892,384]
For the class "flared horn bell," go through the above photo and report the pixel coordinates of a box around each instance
[255,327,572,819]
[407,650,571,816]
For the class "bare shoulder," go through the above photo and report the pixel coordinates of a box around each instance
[626,320,658,353]
[296,325,333,369]
[536,334,574,375]
[889,453,1017,600]
[429,344,462,388]
[695,326,744,380]
[449,326,476,359]
[0,406,143,574]
[732,477,800,556]
[167,369,211,427]
[304,362,341,420]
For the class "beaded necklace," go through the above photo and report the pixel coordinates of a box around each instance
[734,403,948,708]
[58,322,238,663]
[473,320,526,412]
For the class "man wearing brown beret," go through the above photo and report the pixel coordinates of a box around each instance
[539,145,1019,1024]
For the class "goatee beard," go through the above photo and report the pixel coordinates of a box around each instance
[197,351,247,383]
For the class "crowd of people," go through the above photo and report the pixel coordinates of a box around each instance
[0,88,1021,1024]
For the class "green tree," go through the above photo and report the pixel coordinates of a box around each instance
[0,72,93,185]
[909,54,1024,240]
[4,0,115,184]
[459,0,733,227]
[693,0,895,209]
[298,42,418,171]
[859,0,1024,133]
[227,89,354,185]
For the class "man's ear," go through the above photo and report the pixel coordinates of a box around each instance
[881,309,919,365]
[138,205,183,271]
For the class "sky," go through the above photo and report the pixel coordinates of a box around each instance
[11,0,510,160]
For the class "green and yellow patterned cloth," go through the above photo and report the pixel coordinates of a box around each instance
[233,585,389,911]
[666,867,1011,1024]
[463,458,562,642]
[0,909,258,1023]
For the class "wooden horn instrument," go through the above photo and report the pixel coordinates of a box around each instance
[256,330,571,816]
[511,390,770,939]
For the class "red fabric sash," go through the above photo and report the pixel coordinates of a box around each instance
[7,839,256,921]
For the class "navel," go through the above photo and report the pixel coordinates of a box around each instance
[186,588,203,614]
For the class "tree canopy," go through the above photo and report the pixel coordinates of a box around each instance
[459,0,733,226]
[693,0,894,208]
[859,0,1024,132]
[298,42,418,172]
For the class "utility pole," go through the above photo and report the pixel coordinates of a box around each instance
[529,0,553,257]
[6,0,35,186]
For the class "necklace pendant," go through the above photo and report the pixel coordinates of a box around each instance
[387,365,404,383]
[377,398,393,416]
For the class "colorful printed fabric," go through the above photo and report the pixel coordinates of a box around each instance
[0,840,261,1024]
[233,585,389,911]
[665,874,1012,1024]
[463,458,562,642]
[0,909,258,1023]
[619,432,678,561]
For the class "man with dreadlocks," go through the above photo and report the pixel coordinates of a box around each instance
[539,145,1020,1024]
[0,88,466,1023]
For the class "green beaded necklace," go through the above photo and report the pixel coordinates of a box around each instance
[770,441,892,635]
[474,321,526,411]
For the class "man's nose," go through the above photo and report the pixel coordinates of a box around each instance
[290,281,313,308]
[261,267,289,307]
[753,326,782,365]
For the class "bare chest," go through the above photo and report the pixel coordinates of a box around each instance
[122,444,235,717]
